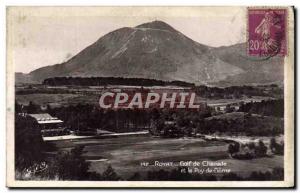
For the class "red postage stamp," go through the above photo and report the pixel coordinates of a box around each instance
[248,8,287,56]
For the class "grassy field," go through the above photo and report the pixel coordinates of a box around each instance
[16,93,99,106]
[47,135,283,179]
[16,92,272,110]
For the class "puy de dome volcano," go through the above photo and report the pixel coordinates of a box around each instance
[19,20,283,86]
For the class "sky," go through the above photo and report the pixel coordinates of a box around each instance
[8,7,246,73]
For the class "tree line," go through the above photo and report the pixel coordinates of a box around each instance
[228,138,283,160]
[15,100,283,137]
[238,99,284,117]
[194,85,282,99]
[42,77,195,87]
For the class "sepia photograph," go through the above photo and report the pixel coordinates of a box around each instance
[6,6,295,188]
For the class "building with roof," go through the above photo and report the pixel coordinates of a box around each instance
[27,113,68,136]
[207,102,240,112]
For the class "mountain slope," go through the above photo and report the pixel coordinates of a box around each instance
[212,43,284,86]
[28,21,243,84]
[23,20,282,86]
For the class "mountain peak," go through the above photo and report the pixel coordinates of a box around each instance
[135,20,176,32]
[25,19,282,86]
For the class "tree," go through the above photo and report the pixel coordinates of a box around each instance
[248,142,256,150]
[270,138,277,152]
[228,143,240,156]
[225,105,234,113]
[15,101,22,113]
[255,140,267,157]
[271,167,284,180]
[27,101,39,114]
[15,115,44,172]
[102,165,121,180]
[270,138,284,155]
[47,146,91,180]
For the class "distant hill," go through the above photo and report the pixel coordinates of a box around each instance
[15,72,37,84]
[212,43,284,86]
[16,20,283,86]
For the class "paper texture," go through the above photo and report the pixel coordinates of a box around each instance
[6,6,294,188]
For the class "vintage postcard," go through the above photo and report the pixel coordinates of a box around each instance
[6,6,294,188]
